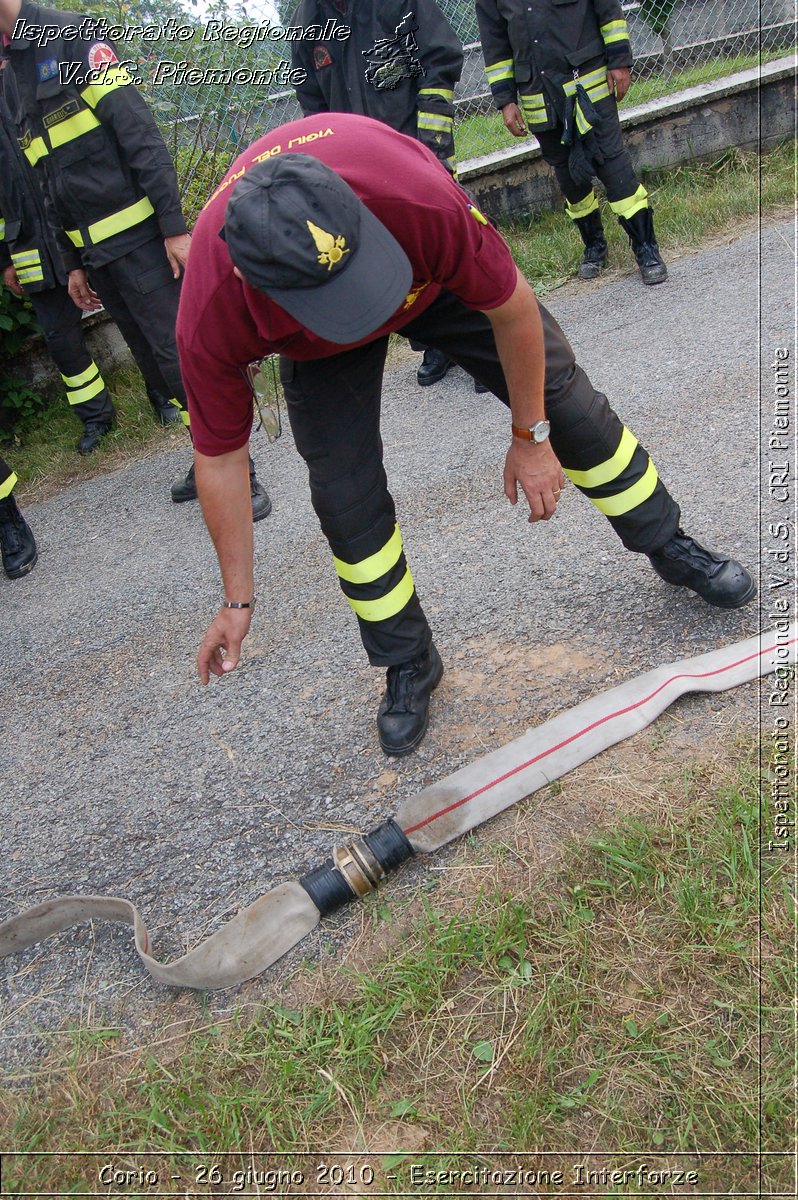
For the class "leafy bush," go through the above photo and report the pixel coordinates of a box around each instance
[0,285,42,430]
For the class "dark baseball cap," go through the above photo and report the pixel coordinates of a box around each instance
[222,154,413,344]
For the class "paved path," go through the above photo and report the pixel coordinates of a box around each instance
[1,219,791,1066]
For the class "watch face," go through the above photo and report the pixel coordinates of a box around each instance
[532,420,551,443]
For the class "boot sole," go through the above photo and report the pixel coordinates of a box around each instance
[659,573,757,609]
[378,655,444,756]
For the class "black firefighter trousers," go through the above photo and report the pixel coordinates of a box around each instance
[280,292,680,667]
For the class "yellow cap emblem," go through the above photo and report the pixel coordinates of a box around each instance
[306,220,350,271]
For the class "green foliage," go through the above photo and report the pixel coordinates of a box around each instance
[0,287,42,428]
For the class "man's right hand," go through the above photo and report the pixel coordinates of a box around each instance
[197,606,253,684]
[2,264,23,296]
[502,102,526,137]
[68,269,102,311]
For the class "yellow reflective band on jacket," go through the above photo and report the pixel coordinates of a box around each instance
[485,58,514,85]
[610,185,649,220]
[0,472,17,500]
[564,427,638,488]
[15,266,45,284]
[47,106,101,149]
[563,67,610,101]
[417,113,453,133]
[418,87,454,101]
[520,92,546,116]
[11,249,42,267]
[589,459,659,517]
[346,567,416,623]
[23,136,48,166]
[80,65,133,110]
[66,196,155,247]
[565,191,599,220]
[333,523,403,585]
[601,19,629,45]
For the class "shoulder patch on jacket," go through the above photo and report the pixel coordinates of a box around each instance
[313,45,333,70]
[37,57,59,82]
[87,42,119,71]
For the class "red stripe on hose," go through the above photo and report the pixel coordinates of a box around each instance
[403,637,792,837]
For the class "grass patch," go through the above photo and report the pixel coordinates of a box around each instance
[455,52,786,160]
[1,743,792,1194]
[503,140,794,293]
[1,364,191,504]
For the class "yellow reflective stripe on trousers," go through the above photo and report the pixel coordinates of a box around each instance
[601,19,629,44]
[333,523,403,585]
[66,196,155,247]
[66,375,106,405]
[47,107,101,148]
[347,567,415,622]
[61,362,100,389]
[80,66,133,109]
[0,472,17,500]
[418,87,454,100]
[23,136,48,166]
[565,191,599,220]
[485,59,514,85]
[610,185,649,220]
[590,459,659,517]
[564,427,638,488]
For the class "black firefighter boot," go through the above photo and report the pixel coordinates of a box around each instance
[648,529,756,608]
[147,387,182,426]
[573,209,608,280]
[0,493,38,579]
[619,208,668,285]
[377,642,444,756]
[171,457,272,521]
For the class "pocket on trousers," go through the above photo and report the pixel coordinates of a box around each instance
[136,260,175,295]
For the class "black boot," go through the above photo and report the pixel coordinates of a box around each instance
[0,493,37,579]
[170,462,197,503]
[147,387,182,426]
[77,419,113,455]
[619,208,668,285]
[573,209,608,280]
[416,348,453,387]
[377,642,444,755]
[649,529,756,608]
[170,460,272,521]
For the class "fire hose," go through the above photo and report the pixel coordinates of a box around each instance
[0,625,794,991]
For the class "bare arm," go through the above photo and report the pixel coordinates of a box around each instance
[484,268,566,522]
[195,444,256,684]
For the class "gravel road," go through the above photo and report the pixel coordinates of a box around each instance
[1,218,791,1070]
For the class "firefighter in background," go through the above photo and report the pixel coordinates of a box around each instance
[290,0,467,388]
[476,0,668,284]
[0,56,119,454]
[0,452,36,577]
[0,0,270,515]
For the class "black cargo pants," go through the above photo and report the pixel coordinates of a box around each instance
[280,292,680,667]
[88,236,189,426]
[29,285,113,424]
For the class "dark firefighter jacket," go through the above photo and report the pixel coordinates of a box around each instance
[475,0,632,131]
[5,1,186,273]
[289,0,463,169]
[0,66,65,291]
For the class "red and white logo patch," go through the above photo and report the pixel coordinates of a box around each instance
[313,45,333,70]
[88,41,118,71]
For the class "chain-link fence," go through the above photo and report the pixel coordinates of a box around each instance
[100,1,795,219]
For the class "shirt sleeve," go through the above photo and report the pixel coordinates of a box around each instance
[475,0,517,111]
[76,38,188,239]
